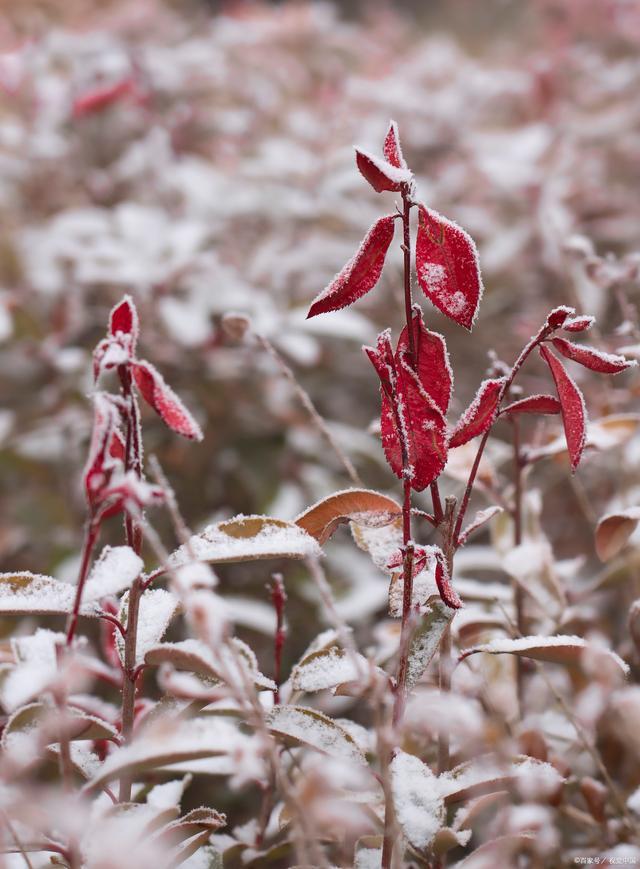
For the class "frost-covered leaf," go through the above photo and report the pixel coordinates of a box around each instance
[397,306,453,415]
[89,716,244,789]
[265,705,366,764]
[539,344,587,472]
[460,634,628,675]
[406,598,455,691]
[133,360,203,441]
[83,545,143,600]
[307,216,395,318]
[0,572,96,617]
[449,378,504,448]
[383,120,407,170]
[454,833,535,866]
[145,637,275,691]
[551,337,636,374]
[390,750,444,850]
[595,508,640,561]
[2,701,119,753]
[438,754,564,804]
[381,354,448,492]
[458,506,503,546]
[501,394,561,416]
[563,315,595,333]
[290,646,371,693]
[117,589,180,667]
[354,149,411,192]
[415,205,483,331]
[352,515,403,572]
[295,488,401,545]
[109,294,139,345]
[169,516,321,568]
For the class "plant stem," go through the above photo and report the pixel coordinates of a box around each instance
[453,320,553,541]
[270,573,287,705]
[510,415,526,709]
[118,365,144,803]
[66,517,100,646]
[437,497,457,774]
[255,332,362,486]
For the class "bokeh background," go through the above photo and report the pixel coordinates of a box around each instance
[1,0,640,671]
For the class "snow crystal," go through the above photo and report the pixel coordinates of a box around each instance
[390,750,444,850]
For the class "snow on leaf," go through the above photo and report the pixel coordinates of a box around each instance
[83,546,142,601]
[563,315,595,333]
[0,572,98,617]
[0,629,66,712]
[595,508,640,561]
[545,306,575,330]
[109,294,139,346]
[295,488,401,545]
[354,148,412,192]
[449,378,505,449]
[307,216,396,320]
[380,353,448,492]
[133,360,203,441]
[406,598,455,691]
[415,205,483,331]
[551,337,637,375]
[459,634,628,675]
[265,705,366,765]
[89,717,243,790]
[352,516,403,572]
[383,120,408,170]
[438,755,564,804]
[290,646,370,693]
[501,394,562,416]
[117,589,180,667]
[390,750,444,850]
[397,306,453,414]
[2,701,119,753]
[539,345,587,472]
[168,516,321,569]
[458,506,503,546]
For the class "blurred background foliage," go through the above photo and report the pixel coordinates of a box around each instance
[0,0,639,670]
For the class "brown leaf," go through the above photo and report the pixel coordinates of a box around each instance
[595,508,640,561]
[295,489,401,545]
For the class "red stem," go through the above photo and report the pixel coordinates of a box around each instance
[66,517,100,646]
[270,574,287,705]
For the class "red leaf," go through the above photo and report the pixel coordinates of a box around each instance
[563,315,594,333]
[355,148,412,193]
[501,394,562,416]
[132,361,203,441]
[109,295,139,345]
[381,357,448,492]
[545,306,575,330]
[364,329,395,394]
[415,205,483,330]
[539,345,587,472]
[397,306,453,415]
[383,120,407,170]
[83,394,121,507]
[434,551,462,609]
[72,79,135,118]
[307,216,396,318]
[551,337,636,375]
[449,378,505,448]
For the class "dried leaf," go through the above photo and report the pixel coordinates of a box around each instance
[449,378,505,448]
[295,488,401,545]
[458,506,503,546]
[406,598,454,691]
[539,345,587,472]
[595,508,640,561]
[416,205,483,330]
[265,705,366,764]
[439,754,564,804]
[307,216,395,318]
[460,634,628,675]
[169,516,321,568]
